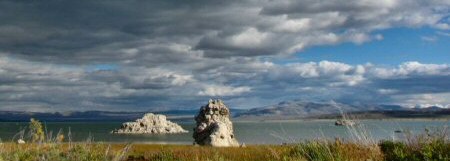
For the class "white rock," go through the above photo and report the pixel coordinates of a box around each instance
[193,99,239,147]
[112,113,188,134]
[335,119,356,126]
[17,139,25,144]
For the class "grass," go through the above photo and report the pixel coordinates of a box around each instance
[289,139,383,161]
[379,127,450,161]
[126,144,293,161]
[0,143,129,161]
[0,118,130,161]
[0,118,449,161]
[1,138,447,161]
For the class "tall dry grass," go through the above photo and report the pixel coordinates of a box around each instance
[0,118,131,161]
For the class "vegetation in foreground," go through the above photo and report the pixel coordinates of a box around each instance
[0,119,448,161]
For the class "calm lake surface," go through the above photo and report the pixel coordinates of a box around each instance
[0,120,448,144]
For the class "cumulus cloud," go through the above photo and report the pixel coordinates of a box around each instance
[198,85,251,96]
[1,53,450,111]
[392,93,450,108]
[0,0,449,111]
[371,62,450,78]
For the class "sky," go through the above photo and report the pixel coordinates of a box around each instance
[0,0,450,112]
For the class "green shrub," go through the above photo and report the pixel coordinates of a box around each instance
[29,118,45,143]
[424,139,450,160]
[379,141,413,161]
[380,140,450,161]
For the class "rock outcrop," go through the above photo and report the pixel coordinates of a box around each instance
[17,139,25,144]
[112,113,188,134]
[193,99,239,147]
[335,119,356,126]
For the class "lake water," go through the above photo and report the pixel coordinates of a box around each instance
[0,120,448,144]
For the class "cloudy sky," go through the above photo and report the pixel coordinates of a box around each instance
[1,0,450,112]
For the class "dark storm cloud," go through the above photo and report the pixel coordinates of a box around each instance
[0,0,257,63]
[3,0,447,63]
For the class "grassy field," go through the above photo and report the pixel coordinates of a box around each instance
[126,141,384,161]
[1,137,449,161]
[0,119,449,161]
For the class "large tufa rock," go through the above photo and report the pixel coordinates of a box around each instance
[112,113,188,134]
[193,99,239,147]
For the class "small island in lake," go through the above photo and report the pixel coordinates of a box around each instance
[112,113,188,134]
[334,119,356,126]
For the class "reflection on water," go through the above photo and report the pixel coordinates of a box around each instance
[0,120,448,144]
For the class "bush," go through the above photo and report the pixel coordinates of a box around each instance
[380,139,450,161]
[29,118,45,143]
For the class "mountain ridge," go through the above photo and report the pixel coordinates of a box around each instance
[0,101,448,122]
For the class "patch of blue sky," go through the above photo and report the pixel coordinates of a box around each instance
[291,27,450,66]
[86,64,119,72]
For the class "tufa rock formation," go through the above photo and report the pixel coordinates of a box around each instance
[17,139,25,144]
[193,99,239,147]
[112,113,188,134]
[335,119,356,126]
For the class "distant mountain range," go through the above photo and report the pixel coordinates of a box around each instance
[0,109,247,122]
[234,100,450,120]
[0,100,449,122]
[0,111,145,122]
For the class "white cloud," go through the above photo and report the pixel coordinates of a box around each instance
[2,53,450,111]
[371,61,450,78]
[318,61,353,74]
[378,89,398,94]
[0,1,450,111]
[392,93,450,108]
[398,62,449,75]
[198,85,251,96]
[437,31,450,37]
[421,36,438,42]
[229,28,268,48]
[274,17,311,32]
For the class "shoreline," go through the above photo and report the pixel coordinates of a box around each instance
[0,117,448,123]
[233,117,450,123]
